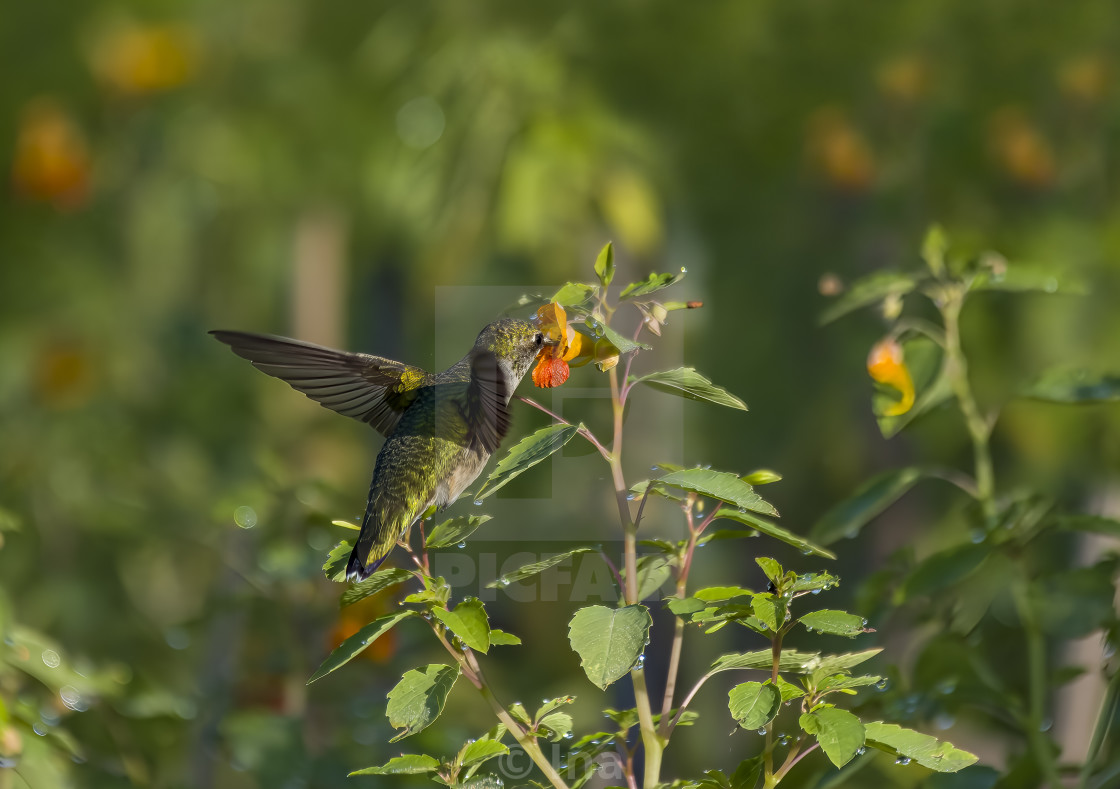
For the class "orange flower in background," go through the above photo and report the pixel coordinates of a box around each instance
[807,107,876,192]
[12,99,91,209]
[532,303,585,388]
[867,338,915,416]
[90,22,197,96]
[987,107,1055,189]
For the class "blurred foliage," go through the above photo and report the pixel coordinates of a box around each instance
[1,1,1119,787]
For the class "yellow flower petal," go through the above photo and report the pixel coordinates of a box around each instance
[867,338,915,416]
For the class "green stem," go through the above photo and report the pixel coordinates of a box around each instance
[430,613,570,788]
[608,365,664,789]
[1078,658,1120,788]
[1012,575,1063,789]
[658,506,699,735]
[941,294,995,518]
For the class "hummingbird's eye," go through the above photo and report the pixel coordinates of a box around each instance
[534,332,543,346]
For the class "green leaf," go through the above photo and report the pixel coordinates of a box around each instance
[307,611,414,684]
[349,754,441,776]
[799,707,866,768]
[485,547,598,588]
[1020,368,1120,403]
[743,469,782,485]
[433,598,491,653]
[819,270,921,325]
[864,721,979,772]
[552,282,597,309]
[695,586,753,602]
[717,510,835,558]
[970,263,1087,295]
[594,242,615,287]
[331,519,360,531]
[461,739,509,768]
[775,676,806,702]
[619,270,685,300]
[751,593,782,631]
[756,557,783,582]
[578,318,651,355]
[902,543,990,600]
[810,649,884,677]
[818,674,883,693]
[488,629,522,646]
[921,225,948,277]
[386,665,460,742]
[728,682,782,730]
[799,610,869,638]
[731,755,764,789]
[653,468,777,516]
[811,467,926,544]
[537,711,574,742]
[624,555,673,600]
[476,423,581,500]
[340,568,415,608]
[534,695,576,721]
[323,539,353,583]
[568,605,652,690]
[1054,514,1120,537]
[708,649,822,676]
[631,368,748,411]
[426,515,492,549]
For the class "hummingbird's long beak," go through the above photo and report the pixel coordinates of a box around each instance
[542,336,562,347]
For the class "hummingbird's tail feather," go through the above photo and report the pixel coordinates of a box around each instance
[345,504,388,582]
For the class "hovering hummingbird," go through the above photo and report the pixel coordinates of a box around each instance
[212,319,553,581]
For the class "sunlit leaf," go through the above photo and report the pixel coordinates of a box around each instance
[568,605,652,690]
[799,610,870,638]
[341,568,415,608]
[707,649,822,676]
[488,629,522,646]
[715,509,835,558]
[323,539,353,583]
[485,547,598,588]
[864,721,979,772]
[800,707,866,767]
[476,423,580,499]
[811,467,927,544]
[728,681,781,730]
[921,225,947,278]
[386,664,460,742]
[594,242,615,287]
[631,368,747,410]
[460,739,509,768]
[308,612,414,684]
[350,754,441,776]
[652,468,777,516]
[619,270,685,300]
[433,598,491,653]
[426,515,492,549]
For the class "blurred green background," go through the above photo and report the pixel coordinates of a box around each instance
[2,1,1119,787]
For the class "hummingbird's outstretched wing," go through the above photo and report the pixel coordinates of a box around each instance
[210,330,429,438]
[465,351,512,454]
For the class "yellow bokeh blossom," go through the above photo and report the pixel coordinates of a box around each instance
[867,338,915,416]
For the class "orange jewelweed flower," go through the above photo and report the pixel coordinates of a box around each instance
[12,99,91,209]
[532,302,585,388]
[867,338,915,416]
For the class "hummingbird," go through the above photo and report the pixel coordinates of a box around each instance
[211,319,552,581]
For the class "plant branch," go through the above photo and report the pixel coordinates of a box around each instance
[941,294,995,518]
[658,509,699,735]
[1078,663,1120,789]
[428,619,571,789]
[775,741,818,781]
[515,395,613,463]
[1012,574,1063,789]
[608,364,664,789]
